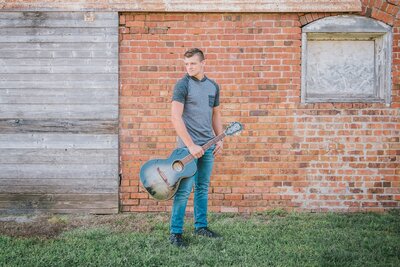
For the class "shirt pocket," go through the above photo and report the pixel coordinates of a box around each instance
[208,95,215,107]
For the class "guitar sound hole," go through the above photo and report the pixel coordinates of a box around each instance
[172,161,184,172]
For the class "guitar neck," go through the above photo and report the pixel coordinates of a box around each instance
[181,133,226,165]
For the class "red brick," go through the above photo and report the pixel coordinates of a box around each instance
[119,4,400,213]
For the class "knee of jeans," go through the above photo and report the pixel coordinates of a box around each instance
[195,183,209,193]
[175,187,192,201]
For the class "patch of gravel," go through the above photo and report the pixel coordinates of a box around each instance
[0,216,35,223]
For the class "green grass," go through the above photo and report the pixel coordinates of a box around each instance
[1,211,399,267]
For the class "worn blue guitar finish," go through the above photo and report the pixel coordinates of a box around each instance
[140,122,243,201]
[140,148,196,201]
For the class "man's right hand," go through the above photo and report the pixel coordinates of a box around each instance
[188,144,204,158]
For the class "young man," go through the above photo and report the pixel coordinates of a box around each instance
[170,48,223,247]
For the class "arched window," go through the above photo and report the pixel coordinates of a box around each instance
[301,15,392,105]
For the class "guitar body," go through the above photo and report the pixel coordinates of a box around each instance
[140,148,197,201]
[140,121,243,201]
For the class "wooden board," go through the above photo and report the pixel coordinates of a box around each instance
[0,119,118,134]
[0,149,118,164]
[0,1,362,13]
[0,134,118,149]
[0,193,119,214]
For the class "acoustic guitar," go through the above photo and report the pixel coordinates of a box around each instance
[140,122,243,201]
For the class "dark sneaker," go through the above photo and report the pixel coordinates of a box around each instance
[194,227,221,238]
[169,233,186,247]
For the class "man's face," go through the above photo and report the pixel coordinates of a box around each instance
[184,55,204,78]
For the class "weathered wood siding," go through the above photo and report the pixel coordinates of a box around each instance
[0,12,119,214]
[0,0,362,12]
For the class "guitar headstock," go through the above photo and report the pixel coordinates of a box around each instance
[224,122,243,136]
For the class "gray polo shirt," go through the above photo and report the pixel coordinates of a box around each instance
[172,74,220,148]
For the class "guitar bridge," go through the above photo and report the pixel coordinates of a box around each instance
[157,167,170,187]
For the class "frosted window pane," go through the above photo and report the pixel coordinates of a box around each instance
[307,40,375,96]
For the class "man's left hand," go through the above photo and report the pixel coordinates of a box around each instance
[213,140,223,157]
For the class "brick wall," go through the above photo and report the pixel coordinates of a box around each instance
[119,0,400,213]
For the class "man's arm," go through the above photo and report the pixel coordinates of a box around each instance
[212,105,223,156]
[171,100,204,158]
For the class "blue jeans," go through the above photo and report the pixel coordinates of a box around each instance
[170,146,215,234]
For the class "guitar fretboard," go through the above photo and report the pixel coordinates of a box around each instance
[181,133,226,165]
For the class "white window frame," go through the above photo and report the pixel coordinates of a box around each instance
[301,15,392,104]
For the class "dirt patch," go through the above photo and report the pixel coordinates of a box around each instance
[0,213,170,239]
